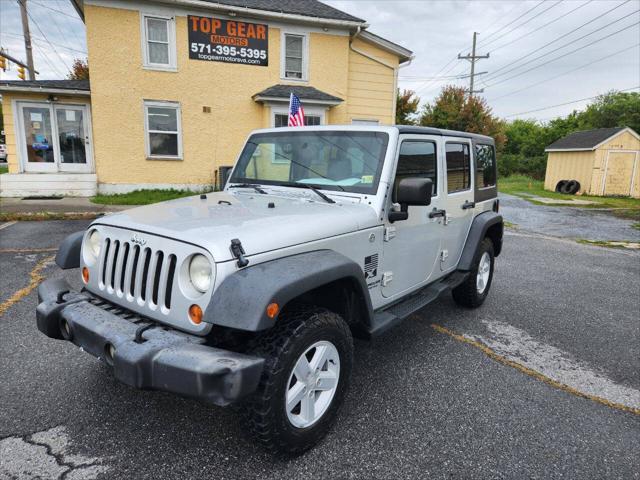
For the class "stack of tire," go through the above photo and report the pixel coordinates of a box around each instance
[555,179,580,194]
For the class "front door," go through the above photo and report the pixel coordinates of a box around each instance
[381,135,444,299]
[440,138,475,272]
[18,102,93,173]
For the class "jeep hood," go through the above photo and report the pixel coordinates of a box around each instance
[94,190,379,262]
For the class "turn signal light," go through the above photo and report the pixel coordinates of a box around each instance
[82,267,89,284]
[189,304,203,324]
[266,302,279,319]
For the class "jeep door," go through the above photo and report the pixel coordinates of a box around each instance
[380,135,445,299]
[439,137,475,272]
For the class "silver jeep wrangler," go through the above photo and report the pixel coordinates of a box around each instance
[37,126,503,453]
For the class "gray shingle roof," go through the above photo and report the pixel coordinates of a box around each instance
[198,0,364,23]
[253,84,343,103]
[545,127,628,150]
[0,79,90,91]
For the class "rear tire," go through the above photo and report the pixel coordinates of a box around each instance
[241,305,353,455]
[452,238,495,308]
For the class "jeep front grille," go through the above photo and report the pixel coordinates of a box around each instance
[99,238,177,312]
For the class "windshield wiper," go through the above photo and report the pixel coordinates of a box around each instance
[290,184,336,204]
[228,183,268,194]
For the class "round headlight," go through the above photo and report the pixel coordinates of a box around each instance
[87,230,101,258]
[189,254,212,293]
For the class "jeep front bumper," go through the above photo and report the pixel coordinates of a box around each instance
[36,278,264,406]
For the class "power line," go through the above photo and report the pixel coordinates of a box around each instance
[408,1,547,97]
[1,31,87,54]
[489,0,593,53]
[503,86,639,118]
[31,41,67,78]
[486,43,640,102]
[29,0,83,20]
[480,0,565,50]
[53,0,86,47]
[478,0,547,46]
[22,2,72,73]
[485,19,640,88]
[484,0,632,82]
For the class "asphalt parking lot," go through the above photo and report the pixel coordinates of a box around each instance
[1,218,639,479]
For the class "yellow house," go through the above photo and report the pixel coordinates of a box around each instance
[0,0,412,196]
[544,127,640,198]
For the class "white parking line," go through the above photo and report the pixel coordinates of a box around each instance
[0,221,17,231]
[467,320,640,411]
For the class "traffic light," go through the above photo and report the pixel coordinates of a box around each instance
[17,65,26,80]
[0,56,6,71]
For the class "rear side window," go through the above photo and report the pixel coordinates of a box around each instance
[445,143,471,193]
[396,141,437,195]
[475,144,496,188]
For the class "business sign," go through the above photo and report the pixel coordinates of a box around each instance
[188,15,268,66]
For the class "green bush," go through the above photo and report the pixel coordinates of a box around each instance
[498,154,547,180]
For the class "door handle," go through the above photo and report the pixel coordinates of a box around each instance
[429,208,446,218]
[462,201,475,210]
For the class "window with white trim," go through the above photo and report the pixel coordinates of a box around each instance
[142,14,176,69]
[274,114,321,128]
[283,33,306,80]
[144,101,182,159]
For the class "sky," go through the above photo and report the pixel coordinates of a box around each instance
[1,0,638,121]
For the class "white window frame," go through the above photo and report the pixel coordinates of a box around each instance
[270,104,325,128]
[140,13,177,71]
[280,31,309,81]
[144,100,183,160]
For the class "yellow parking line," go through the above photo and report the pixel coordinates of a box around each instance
[0,247,58,253]
[431,323,640,417]
[0,255,55,317]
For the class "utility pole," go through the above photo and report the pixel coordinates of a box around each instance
[458,32,489,97]
[18,0,36,80]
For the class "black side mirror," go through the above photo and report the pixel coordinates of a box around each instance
[389,177,433,223]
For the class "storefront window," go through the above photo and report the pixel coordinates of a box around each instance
[144,101,182,158]
[22,106,54,163]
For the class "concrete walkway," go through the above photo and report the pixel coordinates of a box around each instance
[500,193,640,242]
[0,197,134,214]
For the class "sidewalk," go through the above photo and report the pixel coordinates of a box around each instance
[0,197,135,215]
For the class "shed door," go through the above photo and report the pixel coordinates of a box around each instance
[604,152,636,196]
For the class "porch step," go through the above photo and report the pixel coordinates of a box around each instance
[0,173,97,198]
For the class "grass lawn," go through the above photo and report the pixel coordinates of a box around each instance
[0,165,8,175]
[499,175,640,221]
[91,188,209,205]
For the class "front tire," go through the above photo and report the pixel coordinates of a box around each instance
[241,305,353,454]
[452,237,495,308]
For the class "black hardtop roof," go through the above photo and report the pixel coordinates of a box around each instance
[396,126,494,143]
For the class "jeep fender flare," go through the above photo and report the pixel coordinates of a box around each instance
[204,250,374,332]
[55,231,84,269]
[457,211,503,272]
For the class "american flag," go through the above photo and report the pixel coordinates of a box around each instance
[288,93,305,127]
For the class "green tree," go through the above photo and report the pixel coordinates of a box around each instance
[419,85,506,150]
[395,89,420,125]
[578,90,640,133]
[68,58,89,80]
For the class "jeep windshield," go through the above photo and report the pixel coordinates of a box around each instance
[229,130,389,194]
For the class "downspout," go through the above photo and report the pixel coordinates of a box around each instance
[349,27,414,123]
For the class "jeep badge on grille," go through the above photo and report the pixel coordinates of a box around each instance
[131,234,147,246]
